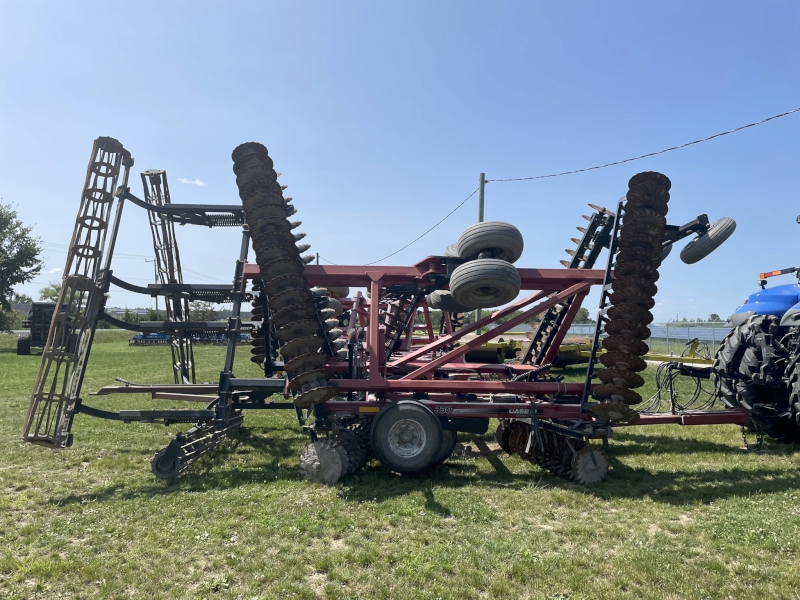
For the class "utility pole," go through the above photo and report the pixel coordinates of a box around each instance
[316,252,319,266]
[476,173,486,330]
[145,258,158,313]
[478,172,485,222]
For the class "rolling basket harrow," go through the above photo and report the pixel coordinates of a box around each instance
[22,137,745,486]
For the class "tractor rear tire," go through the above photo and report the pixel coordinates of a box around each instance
[456,221,524,263]
[371,401,442,474]
[450,259,521,309]
[16,334,31,356]
[713,314,800,442]
[680,217,736,264]
[426,290,470,313]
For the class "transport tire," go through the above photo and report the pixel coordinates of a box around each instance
[16,334,31,356]
[457,221,524,264]
[326,287,350,298]
[371,401,443,474]
[431,429,458,466]
[444,243,459,258]
[680,217,736,264]
[660,243,672,262]
[450,259,521,309]
[426,290,470,313]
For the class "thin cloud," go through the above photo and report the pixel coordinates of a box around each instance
[49,267,62,274]
[178,178,205,186]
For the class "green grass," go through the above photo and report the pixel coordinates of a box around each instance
[1,332,800,599]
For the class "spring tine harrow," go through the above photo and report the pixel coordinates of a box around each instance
[141,169,196,384]
[521,209,615,365]
[22,137,132,447]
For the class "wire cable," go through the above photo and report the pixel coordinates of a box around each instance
[360,107,798,265]
[365,187,480,266]
[486,106,800,183]
[318,256,337,265]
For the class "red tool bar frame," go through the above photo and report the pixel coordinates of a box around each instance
[396,282,592,377]
[242,259,607,290]
[243,259,606,395]
[323,400,752,426]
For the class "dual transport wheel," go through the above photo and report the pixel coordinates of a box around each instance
[442,222,525,310]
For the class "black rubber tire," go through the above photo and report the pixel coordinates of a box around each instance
[713,315,769,409]
[450,259,521,309]
[151,448,181,480]
[370,401,443,474]
[426,290,470,313]
[456,221,524,264]
[680,217,736,264]
[713,314,800,442]
[431,429,457,466]
[444,243,459,258]
[326,286,350,298]
[16,334,31,356]
[660,243,672,262]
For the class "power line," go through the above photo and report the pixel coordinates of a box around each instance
[365,187,479,266]
[181,266,226,284]
[318,256,337,265]
[40,242,151,260]
[360,107,798,265]
[486,106,800,183]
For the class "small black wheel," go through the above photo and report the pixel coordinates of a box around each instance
[431,429,458,466]
[660,243,673,262]
[450,259,521,309]
[426,290,470,313]
[371,401,443,474]
[680,217,736,264]
[16,334,31,356]
[457,221,524,263]
[151,448,181,480]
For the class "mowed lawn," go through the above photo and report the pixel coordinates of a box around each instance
[1,332,800,600]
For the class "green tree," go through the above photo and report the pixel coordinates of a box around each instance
[12,292,33,304]
[573,307,595,324]
[146,308,164,321]
[0,204,42,330]
[38,281,62,302]
[709,313,723,322]
[190,301,218,321]
[121,308,141,324]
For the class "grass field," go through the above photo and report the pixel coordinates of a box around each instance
[1,332,800,599]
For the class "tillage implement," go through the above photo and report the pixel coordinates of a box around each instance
[22,137,745,486]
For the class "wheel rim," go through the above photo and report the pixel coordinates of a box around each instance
[387,418,427,458]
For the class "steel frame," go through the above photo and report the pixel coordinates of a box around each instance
[141,169,196,384]
[24,137,756,482]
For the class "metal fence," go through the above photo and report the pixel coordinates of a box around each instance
[565,321,733,357]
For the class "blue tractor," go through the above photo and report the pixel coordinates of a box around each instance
[713,260,800,443]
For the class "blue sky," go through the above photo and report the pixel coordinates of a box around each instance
[1,1,798,321]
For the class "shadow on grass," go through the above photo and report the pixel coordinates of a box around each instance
[45,423,800,509]
[613,431,800,456]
